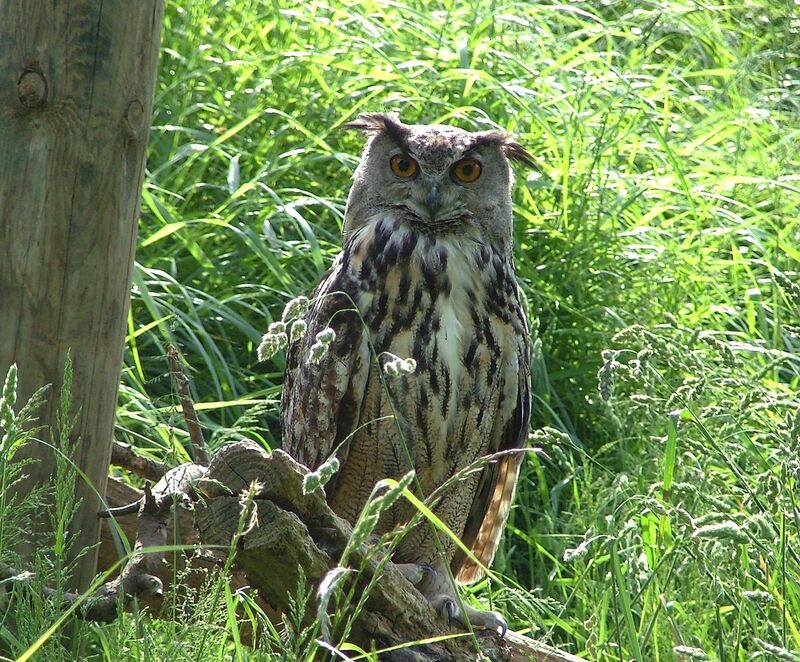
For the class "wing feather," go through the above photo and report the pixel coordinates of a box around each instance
[453,315,531,584]
[281,252,369,476]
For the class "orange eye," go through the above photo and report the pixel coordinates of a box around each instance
[389,154,419,178]
[452,158,482,183]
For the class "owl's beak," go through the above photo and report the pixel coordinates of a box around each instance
[425,184,441,220]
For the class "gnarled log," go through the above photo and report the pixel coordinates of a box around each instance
[94,440,582,660]
[193,440,583,662]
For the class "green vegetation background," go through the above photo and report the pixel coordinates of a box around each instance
[5,1,800,660]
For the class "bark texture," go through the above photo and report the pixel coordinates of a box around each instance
[79,442,585,659]
[0,1,164,590]
[191,440,584,662]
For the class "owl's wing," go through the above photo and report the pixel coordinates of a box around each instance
[281,255,369,474]
[452,320,531,585]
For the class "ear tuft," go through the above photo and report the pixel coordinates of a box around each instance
[470,130,537,169]
[501,140,537,169]
[342,112,396,132]
[341,113,410,146]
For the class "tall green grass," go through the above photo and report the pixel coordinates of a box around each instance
[2,0,799,659]
[114,0,800,658]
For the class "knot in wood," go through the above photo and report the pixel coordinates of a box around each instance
[17,68,47,109]
[124,99,145,139]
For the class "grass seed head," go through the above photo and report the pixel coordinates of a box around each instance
[383,354,417,377]
[597,349,620,401]
[672,645,711,660]
[281,295,310,322]
[308,328,336,364]
[257,330,288,362]
[303,456,340,494]
[290,319,307,343]
[692,520,749,544]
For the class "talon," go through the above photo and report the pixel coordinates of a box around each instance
[419,563,436,581]
[463,604,507,636]
[427,594,509,635]
[395,562,434,585]
[430,595,459,627]
[445,598,457,626]
[497,618,508,639]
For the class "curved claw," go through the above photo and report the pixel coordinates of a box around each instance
[430,595,458,627]
[418,563,437,582]
[497,617,508,639]
[444,598,457,626]
[461,603,508,637]
[395,562,437,586]
[421,588,510,636]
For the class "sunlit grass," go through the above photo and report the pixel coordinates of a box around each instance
[122,1,800,659]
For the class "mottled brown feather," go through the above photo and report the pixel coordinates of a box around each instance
[452,311,530,584]
[281,117,533,592]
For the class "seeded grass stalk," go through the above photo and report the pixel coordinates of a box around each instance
[0,365,48,558]
[0,360,130,660]
[196,481,259,660]
[51,353,82,601]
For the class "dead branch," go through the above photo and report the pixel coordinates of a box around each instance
[99,462,206,519]
[2,460,209,622]
[5,440,581,660]
[81,461,213,620]
[98,475,271,625]
[99,475,198,588]
[81,484,170,620]
[168,345,209,465]
[2,486,170,622]
[194,440,584,662]
[110,441,167,483]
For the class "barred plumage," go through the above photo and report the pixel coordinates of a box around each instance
[281,114,532,633]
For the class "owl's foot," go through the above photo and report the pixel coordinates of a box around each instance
[429,594,508,638]
[395,562,436,586]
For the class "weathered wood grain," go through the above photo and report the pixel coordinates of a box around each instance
[96,445,583,659]
[0,2,164,591]
[194,441,585,662]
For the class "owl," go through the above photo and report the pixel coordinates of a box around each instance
[281,113,532,635]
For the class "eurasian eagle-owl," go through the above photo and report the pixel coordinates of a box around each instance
[282,113,532,633]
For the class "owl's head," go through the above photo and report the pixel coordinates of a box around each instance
[342,113,533,253]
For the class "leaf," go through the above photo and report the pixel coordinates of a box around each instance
[610,539,644,661]
[662,412,678,497]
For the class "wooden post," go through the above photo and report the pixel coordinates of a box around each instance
[0,2,163,591]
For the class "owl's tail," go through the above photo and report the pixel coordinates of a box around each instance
[453,453,522,585]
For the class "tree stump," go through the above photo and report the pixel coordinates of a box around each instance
[192,440,583,662]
